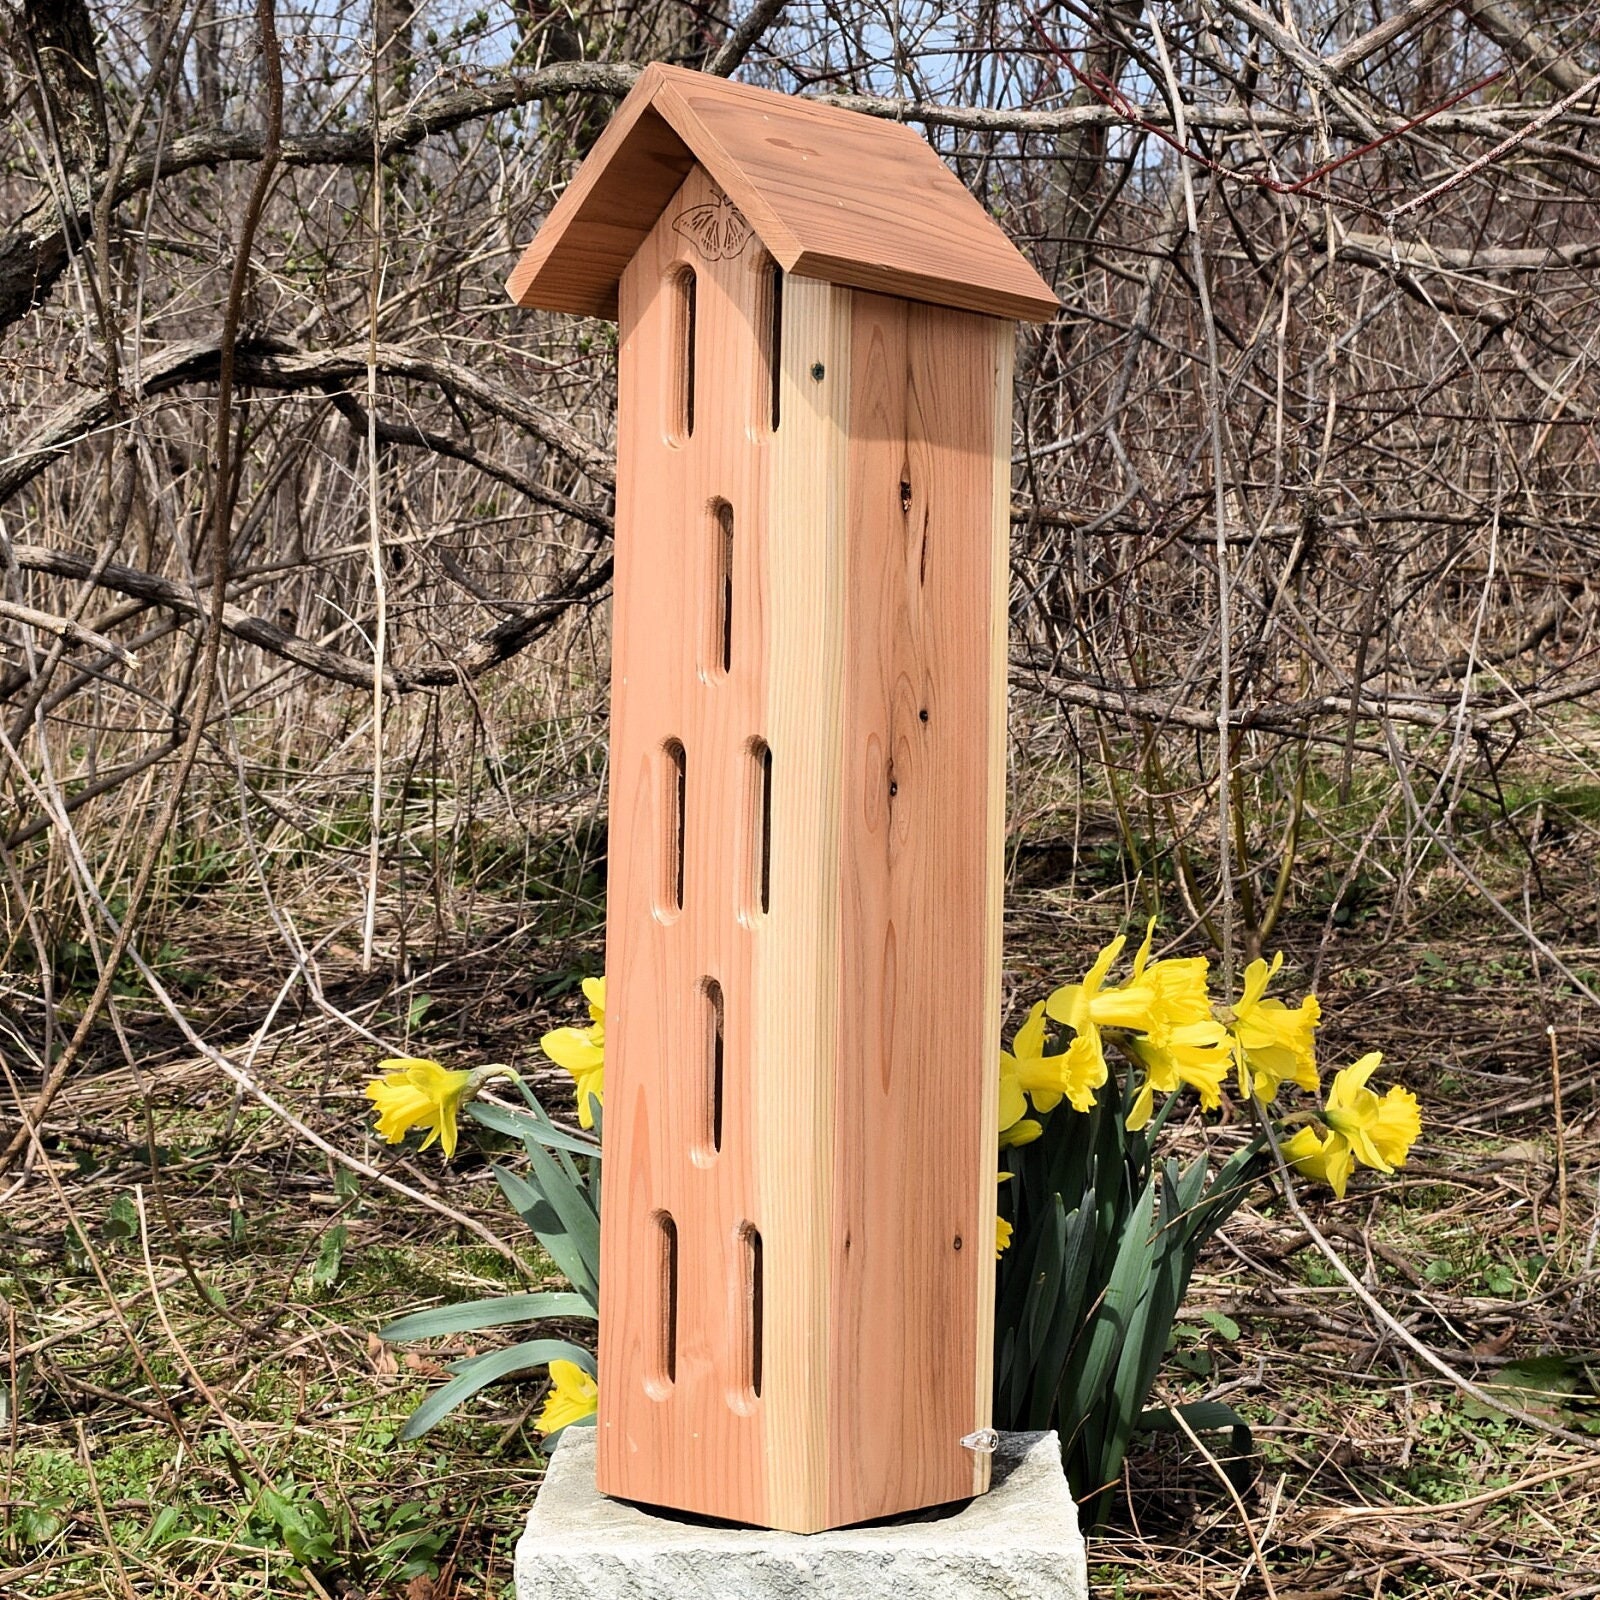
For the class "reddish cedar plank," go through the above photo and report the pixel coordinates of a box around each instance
[598,164,771,1523]
[827,292,1002,1525]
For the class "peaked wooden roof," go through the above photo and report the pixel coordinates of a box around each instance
[507,64,1059,323]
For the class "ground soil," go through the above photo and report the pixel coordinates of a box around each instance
[4,821,1599,1599]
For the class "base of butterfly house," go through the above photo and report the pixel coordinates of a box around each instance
[513,1428,1087,1600]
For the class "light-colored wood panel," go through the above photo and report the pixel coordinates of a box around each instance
[509,64,1059,325]
[751,272,851,1534]
[971,316,1014,1495]
[827,292,1006,1526]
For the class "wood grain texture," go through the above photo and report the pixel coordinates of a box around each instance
[596,165,1010,1534]
[508,64,1058,324]
[826,292,1006,1525]
[598,164,772,1523]
[973,316,1014,1493]
[751,269,851,1533]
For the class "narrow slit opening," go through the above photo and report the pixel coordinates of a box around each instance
[663,739,686,915]
[711,500,733,677]
[672,268,697,442]
[702,977,724,1158]
[685,272,696,438]
[743,739,773,921]
[736,1223,763,1406]
[648,1211,678,1395]
[758,742,772,915]
[767,263,783,433]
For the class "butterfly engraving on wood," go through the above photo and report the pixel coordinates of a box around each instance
[672,193,752,261]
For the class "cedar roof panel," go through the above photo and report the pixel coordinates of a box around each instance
[509,64,1058,324]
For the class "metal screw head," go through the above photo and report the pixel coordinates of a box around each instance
[810,361,825,381]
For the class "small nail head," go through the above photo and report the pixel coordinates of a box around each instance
[810,361,825,381]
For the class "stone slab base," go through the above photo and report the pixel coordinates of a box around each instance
[514,1428,1088,1599]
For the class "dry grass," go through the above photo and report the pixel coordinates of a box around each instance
[7,5,1600,1594]
[6,738,1600,1599]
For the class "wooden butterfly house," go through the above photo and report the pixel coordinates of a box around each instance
[508,64,1057,1534]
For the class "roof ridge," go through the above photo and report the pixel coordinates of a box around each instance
[508,66,1058,324]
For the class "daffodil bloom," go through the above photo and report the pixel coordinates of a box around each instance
[1282,1123,1351,1196]
[1323,1051,1421,1174]
[541,976,607,1128]
[996,1215,1014,1256]
[1124,1019,1232,1130]
[1000,1001,1098,1116]
[1285,1052,1421,1198]
[1044,934,1168,1111]
[538,1359,598,1434]
[366,1058,474,1159]
[1003,1002,1053,1108]
[580,976,605,1039]
[1127,920,1215,1030]
[997,1049,1044,1148]
[1220,953,1321,1101]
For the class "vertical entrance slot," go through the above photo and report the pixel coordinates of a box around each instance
[670,267,697,443]
[742,739,772,920]
[708,499,734,678]
[757,741,772,915]
[699,977,724,1159]
[732,1216,768,1408]
[762,261,783,435]
[647,1211,678,1396]
[744,1224,764,1401]
[661,739,686,916]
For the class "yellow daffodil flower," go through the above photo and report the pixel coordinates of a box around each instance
[366,1058,474,1159]
[1219,953,1321,1102]
[1128,920,1214,1029]
[1124,1020,1232,1130]
[1000,1001,1100,1115]
[999,1048,1026,1130]
[996,1171,1014,1257]
[1044,934,1166,1111]
[1282,1123,1352,1196]
[1285,1052,1421,1198]
[999,1114,1043,1150]
[998,1048,1045,1147]
[1323,1051,1421,1173]
[540,976,607,1128]
[580,976,605,1040]
[1003,1001,1054,1108]
[538,1359,598,1434]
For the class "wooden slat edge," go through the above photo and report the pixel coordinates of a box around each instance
[753,275,851,1533]
[788,252,1058,324]
[972,317,1014,1495]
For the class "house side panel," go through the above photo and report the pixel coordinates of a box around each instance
[597,164,774,1524]
[827,291,1007,1526]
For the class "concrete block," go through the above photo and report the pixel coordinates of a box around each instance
[514,1428,1088,1599]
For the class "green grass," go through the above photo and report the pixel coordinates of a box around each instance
[8,756,1600,1597]
[1,1117,560,1596]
